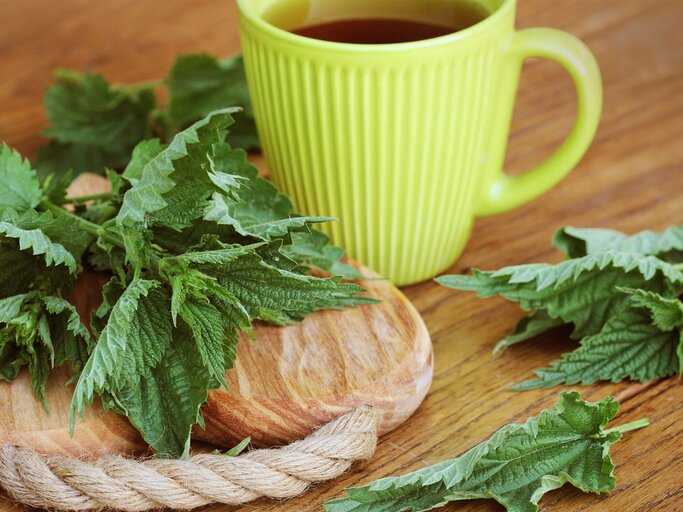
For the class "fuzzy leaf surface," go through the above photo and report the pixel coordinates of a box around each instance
[436,252,683,339]
[515,306,681,390]
[325,392,623,512]
[166,54,259,150]
[0,145,42,210]
[554,225,683,262]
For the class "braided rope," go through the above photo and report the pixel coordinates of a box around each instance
[0,406,380,511]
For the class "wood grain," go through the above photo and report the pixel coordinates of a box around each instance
[1,0,682,511]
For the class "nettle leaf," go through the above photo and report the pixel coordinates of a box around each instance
[515,306,681,390]
[282,230,362,279]
[204,143,331,240]
[493,311,565,354]
[0,243,45,297]
[0,144,42,210]
[117,109,239,229]
[178,296,230,387]
[123,138,165,186]
[1,207,91,260]
[0,209,78,273]
[620,288,683,331]
[326,392,625,512]
[437,251,683,339]
[0,293,36,323]
[42,295,93,374]
[198,249,371,324]
[37,71,155,176]
[554,225,683,262]
[166,54,259,150]
[71,278,158,419]
[113,324,213,458]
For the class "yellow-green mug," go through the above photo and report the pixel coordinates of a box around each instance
[237,0,602,285]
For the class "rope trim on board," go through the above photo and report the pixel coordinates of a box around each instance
[0,405,380,511]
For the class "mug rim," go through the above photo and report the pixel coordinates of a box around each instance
[237,0,514,52]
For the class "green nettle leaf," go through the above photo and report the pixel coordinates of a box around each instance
[71,278,159,419]
[0,210,78,273]
[0,243,45,298]
[204,143,331,241]
[493,311,565,354]
[436,251,683,339]
[122,138,166,186]
[436,252,683,338]
[0,144,42,210]
[554,225,683,262]
[117,109,240,229]
[620,288,683,331]
[166,54,259,150]
[36,71,155,176]
[281,230,362,279]
[177,296,231,387]
[113,325,213,458]
[199,249,371,324]
[42,295,93,373]
[515,306,681,390]
[0,293,35,323]
[326,392,637,512]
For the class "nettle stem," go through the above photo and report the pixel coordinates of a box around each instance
[41,201,124,250]
[60,192,117,204]
[604,418,650,435]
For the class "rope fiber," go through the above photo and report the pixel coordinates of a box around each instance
[0,406,380,511]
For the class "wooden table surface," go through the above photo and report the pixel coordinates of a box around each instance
[2,1,682,511]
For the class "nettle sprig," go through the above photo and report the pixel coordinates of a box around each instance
[326,392,649,512]
[438,225,683,390]
[0,110,372,457]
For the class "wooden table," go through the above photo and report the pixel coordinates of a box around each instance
[1,0,682,510]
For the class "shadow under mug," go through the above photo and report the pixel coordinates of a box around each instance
[237,0,602,286]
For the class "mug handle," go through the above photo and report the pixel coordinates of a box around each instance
[476,28,602,217]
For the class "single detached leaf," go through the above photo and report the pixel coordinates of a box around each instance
[166,54,259,150]
[204,144,332,241]
[554,225,683,262]
[436,251,683,339]
[0,144,42,210]
[326,392,627,512]
[515,306,681,390]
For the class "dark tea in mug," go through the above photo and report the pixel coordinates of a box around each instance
[263,0,490,44]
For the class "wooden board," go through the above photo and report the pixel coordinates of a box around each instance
[0,172,433,457]
[1,0,682,510]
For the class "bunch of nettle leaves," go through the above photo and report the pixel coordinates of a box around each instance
[0,55,371,458]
